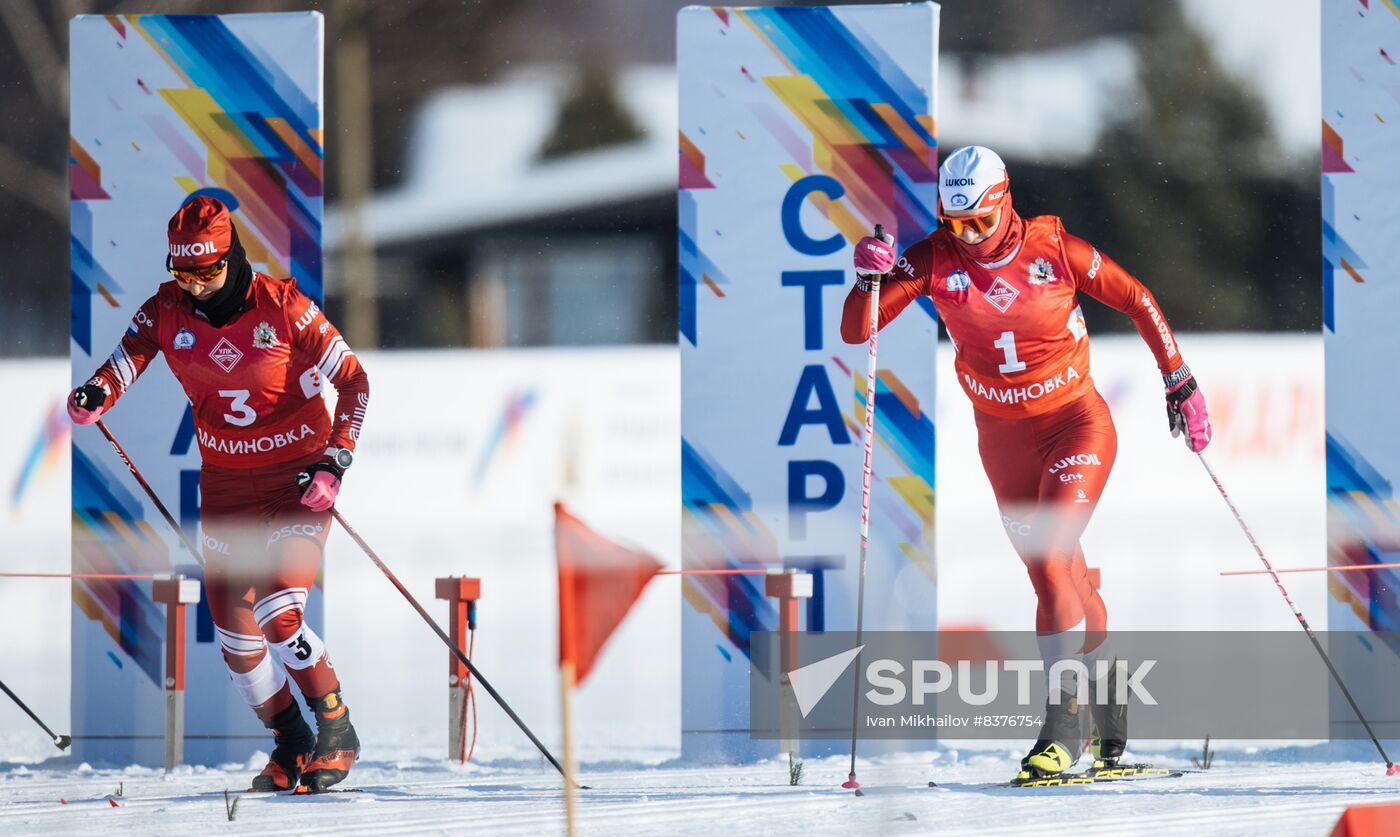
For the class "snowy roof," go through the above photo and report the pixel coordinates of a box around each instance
[324,65,678,250]
[936,38,1138,164]
[327,33,1311,249]
[326,47,1139,250]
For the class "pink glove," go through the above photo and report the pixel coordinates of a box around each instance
[1165,369,1211,453]
[67,382,108,425]
[853,234,895,276]
[299,467,341,512]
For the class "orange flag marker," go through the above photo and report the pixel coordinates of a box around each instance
[554,502,663,835]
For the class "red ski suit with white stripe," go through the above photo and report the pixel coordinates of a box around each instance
[91,274,366,467]
[842,216,1184,639]
[86,273,368,717]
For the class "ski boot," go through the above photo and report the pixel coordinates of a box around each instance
[1016,689,1083,781]
[250,702,315,791]
[1089,660,1128,771]
[300,689,361,792]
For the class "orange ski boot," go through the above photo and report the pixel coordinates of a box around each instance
[300,690,360,792]
[250,703,315,791]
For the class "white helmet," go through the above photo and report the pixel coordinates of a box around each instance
[938,146,1008,215]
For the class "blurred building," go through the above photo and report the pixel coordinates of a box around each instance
[323,23,1319,349]
[0,0,1321,358]
[324,41,1146,348]
[324,65,677,348]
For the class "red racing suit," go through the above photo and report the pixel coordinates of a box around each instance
[842,216,1184,640]
[85,274,368,717]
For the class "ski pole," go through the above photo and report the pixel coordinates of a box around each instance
[0,677,70,750]
[1197,452,1396,773]
[94,419,205,567]
[324,507,584,787]
[843,223,888,796]
[1221,562,1400,576]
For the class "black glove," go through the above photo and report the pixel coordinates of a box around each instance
[1165,376,1196,435]
[72,383,108,410]
[296,458,345,496]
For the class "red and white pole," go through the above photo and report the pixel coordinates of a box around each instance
[843,224,888,795]
[765,569,813,763]
[151,574,200,772]
[435,576,482,763]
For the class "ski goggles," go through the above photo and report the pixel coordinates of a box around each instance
[166,255,228,287]
[937,206,1000,237]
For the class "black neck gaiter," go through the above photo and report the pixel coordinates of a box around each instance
[191,224,255,327]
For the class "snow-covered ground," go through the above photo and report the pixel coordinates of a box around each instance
[3,746,1399,836]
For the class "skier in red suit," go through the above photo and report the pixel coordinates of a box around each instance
[69,197,368,792]
[842,146,1211,780]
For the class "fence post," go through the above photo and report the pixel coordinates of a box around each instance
[764,569,813,759]
[434,576,482,762]
[151,574,200,772]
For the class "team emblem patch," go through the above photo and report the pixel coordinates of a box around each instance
[983,277,1020,312]
[946,270,971,292]
[209,337,243,372]
[252,321,279,349]
[1028,257,1056,285]
[172,328,196,350]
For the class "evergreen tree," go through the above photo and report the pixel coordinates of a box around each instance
[538,66,645,161]
[1084,0,1317,331]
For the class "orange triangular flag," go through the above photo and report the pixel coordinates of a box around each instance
[555,502,663,686]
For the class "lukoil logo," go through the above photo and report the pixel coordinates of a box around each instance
[170,240,218,258]
[787,648,1156,717]
[1048,453,1101,474]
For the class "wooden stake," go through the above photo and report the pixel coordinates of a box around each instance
[560,660,578,837]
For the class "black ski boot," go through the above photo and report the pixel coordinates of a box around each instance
[1017,688,1084,780]
[299,689,360,792]
[250,701,315,791]
[1089,660,1129,770]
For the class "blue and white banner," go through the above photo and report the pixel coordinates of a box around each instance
[1322,0,1400,737]
[70,12,324,766]
[678,3,940,761]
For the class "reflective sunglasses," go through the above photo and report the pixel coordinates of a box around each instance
[166,255,228,287]
[937,206,1000,237]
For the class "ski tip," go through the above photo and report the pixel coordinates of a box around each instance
[54,735,71,751]
[1387,763,1400,776]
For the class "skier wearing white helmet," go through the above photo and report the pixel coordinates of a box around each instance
[843,145,1211,782]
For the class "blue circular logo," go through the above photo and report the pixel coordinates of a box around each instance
[950,193,969,208]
